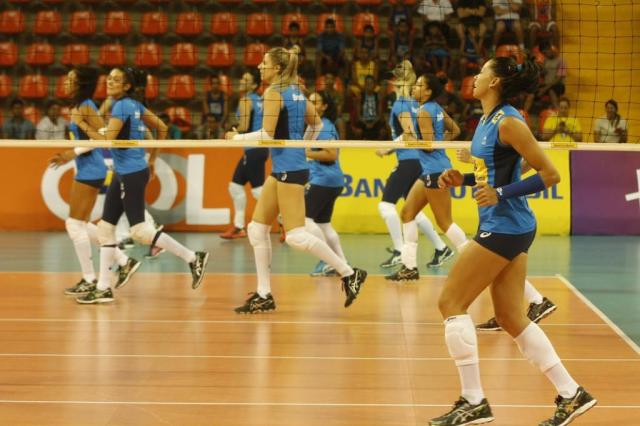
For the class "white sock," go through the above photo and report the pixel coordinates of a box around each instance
[116,214,130,242]
[445,223,467,250]
[546,363,580,399]
[379,202,403,252]
[66,219,95,282]
[155,233,196,264]
[416,212,447,250]
[144,209,155,225]
[229,182,247,229]
[444,315,485,405]
[401,221,418,269]
[318,222,347,262]
[249,222,272,298]
[87,222,128,267]
[96,246,115,291]
[524,279,544,304]
[286,227,354,277]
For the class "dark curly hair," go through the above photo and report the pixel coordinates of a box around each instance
[489,57,540,101]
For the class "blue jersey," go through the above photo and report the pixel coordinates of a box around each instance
[69,99,107,181]
[271,85,308,173]
[309,118,344,188]
[470,104,536,234]
[415,101,452,174]
[389,96,420,162]
[110,97,148,175]
[236,92,264,152]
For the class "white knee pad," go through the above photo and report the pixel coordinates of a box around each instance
[378,201,398,220]
[130,222,157,245]
[444,315,479,366]
[285,227,315,252]
[250,186,262,200]
[228,182,246,200]
[247,221,270,248]
[97,220,117,246]
[65,218,87,243]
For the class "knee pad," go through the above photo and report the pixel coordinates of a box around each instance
[97,220,117,246]
[228,182,246,200]
[65,218,87,243]
[251,186,262,200]
[248,221,270,248]
[378,201,397,220]
[444,315,478,366]
[130,222,157,245]
[285,227,315,252]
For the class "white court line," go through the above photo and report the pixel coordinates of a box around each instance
[557,274,640,356]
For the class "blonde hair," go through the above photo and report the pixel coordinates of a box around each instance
[392,60,416,98]
[267,45,300,91]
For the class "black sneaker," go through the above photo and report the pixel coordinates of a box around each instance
[427,246,454,268]
[76,288,115,304]
[539,387,597,426]
[114,257,141,290]
[190,251,210,289]
[342,268,367,308]
[118,237,135,250]
[528,297,557,323]
[476,317,502,331]
[429,397,494,425]
[64,278,97,296]
[385,265,419,282]
[234,292,276,314]
[380,250,401,268]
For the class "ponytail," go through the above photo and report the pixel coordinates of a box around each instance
[490,58,540,101]
[267,46,300,91]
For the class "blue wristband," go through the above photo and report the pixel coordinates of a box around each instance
[496,174,546,200]
[462,173,476,186]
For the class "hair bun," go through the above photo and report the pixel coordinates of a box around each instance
[288,45,301,56]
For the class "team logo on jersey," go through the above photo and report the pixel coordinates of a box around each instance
[479,232,492,238]
[292,94,305,102]
[437,112,444,121]
[491,110,504,124]
[134,111,141,119]
[481,136,488,145]
[411,107,419,114]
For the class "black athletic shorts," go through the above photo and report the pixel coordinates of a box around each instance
[232,148,269,188]
[271,169,309,186]
[102,168,149,227]
[473,229,536,261]
[382,159,422,203]
[305,184,344,224]
[75,177,105,189]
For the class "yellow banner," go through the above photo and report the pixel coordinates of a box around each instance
[332,149,571,236]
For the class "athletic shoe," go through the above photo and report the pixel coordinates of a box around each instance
[114,257,141,290]
[220,227,247,240]
[342,268,367,308]
[527,297,557,323]
[234,292,276,314]
[118,237,135,250]
[429,397,494,426]
[190,251,210,289]
[64,278,96,296]
[385,265,419,282]
[76,288,115,304]
[145,245,165,259]
[380,250,402,268]
[310,260,328,276]
[476,317,502,331]
[539,387,597,426]
[427,246,454,268]
[321,263,338,277]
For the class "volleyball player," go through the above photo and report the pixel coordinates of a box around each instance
[75,67,209,304]
[378,60,453,269]
[226,47,367,313]
[429,59,595,425]
[220,71,269,240]
[386,74,465,281]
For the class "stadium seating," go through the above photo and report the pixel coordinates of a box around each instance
[246,13,274,37]
[281,13,309,37]
[244,43,268,67]
[93,75,108,100]
[321,0,348,5]
[0,42,18,67]
[25,43,55,66]
[538,108,557,133]
[211,13,238,36]
[460,76,475,101]
[24,105,41,126]
[145,75,159,100]
[355,0,383,5]
[19,75,49,100]
[352,12,379,36]
[61,44,91,66]
[207,42,235,68]
[204,74,233,96]
[167,75,196,100]
[98,44,126,67]
[135,43,163,68]
[316,14,344,33]
[69,11,97,36]
[55,75,70,99]
[175,12,203,36]
[0,74,12,98]
[315,75,345,93]
[170,43,198,67]
[165,106,192,133]
[34,11,62,36]
[496,44,524,64]
[141,12,168,36]
[0,10,24,35]
[104,11,131,36]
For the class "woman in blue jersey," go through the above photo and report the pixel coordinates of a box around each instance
[226,47,367,314]
[304,91,348,277]
[221,71,269,240]
[76,67,209,304]
[430,59,595,426]
[377,60,453,270]
[386,74,465,282]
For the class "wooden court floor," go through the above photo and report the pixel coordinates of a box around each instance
[0,272,637,425]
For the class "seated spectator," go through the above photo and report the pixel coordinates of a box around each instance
[36,100,67,140]
[196,113,223,140]
[389,2,413,33]
[390,19,415,66]
[316,18,348,79]
[542,97,583,143]
[524,41,566,111]
[351,75,387,141]
[458,24,485,79]
[202,74,229,130]
[158,112,183,140]
[423,21,450,74]
[593,99,628,143]
[349,48,378,97]
[2,98,35,139]
[284,22,311,78]
[493,0,524,50]
[320,72,346,140]
[355,24,380,63]
[528,0,558,49]
[418,0,454,39]
[456,0,487,53]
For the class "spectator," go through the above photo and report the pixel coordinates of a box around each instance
[389,2,413,33]
[202,74,229,130]
[390,19,415,65]
[493,0,525,50]
[525,41,566,111]
[2,99,35,139]
[158,112,182,140]
[316,18,348,79]
[349,48,378,98]
[35,100,68,140]
[458,24,485,79]
[355,24,380,63]
[196,113,223,140]
[456,0,487,53]
[593,99,628,143]
[542,97,583,143]
[319,72,346,140]
[528,0,558,48]
[418,0,454,39]
[423,21,451,74]
[284,21,312,78]
[352,75,387,141]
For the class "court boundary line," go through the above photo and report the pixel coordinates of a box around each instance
[557,274,640,356]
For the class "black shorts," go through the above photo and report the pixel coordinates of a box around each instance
[102,168,149,226]
[382,159,422,203]
[305,184,343,223]
[232,148,269,188]
[75,178,105,189]
[473,229,536,261]
[419,172,443,189]
[271,169,309,186]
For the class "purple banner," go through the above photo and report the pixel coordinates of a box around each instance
[572,151,640,234]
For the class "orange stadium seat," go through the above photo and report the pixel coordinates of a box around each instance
[145,74,159,100]
[355,0,383,5]
[61,44,90,66]
[141,12,168,36]
[175,12,203,36]
[211,13,237,36]
[34,11,62,36]
[167,74,196,100]
[0,42,18,67]
[0,10,24,35]
[316,13,344,33]
[288,0,313,4]
[252,0,277,4]
[0,74,12,98]
[69,11,97,36]
[7,0,29,3]
[538,108,557,133]
[496,44,524,64]
[388,0,417,4]
[518,109,532,128]
[149,0,170,3]
[352,13,379,36]
[104,11,131,36]
[55,75,70,99]
[460,76,475,101]
[26,43,55,66]
[315,75,344,93]
[170,43,198,67]
[135,43,163,68]
[93,75,107,100]
[165,106,192,133]
[321,0,348,5]
[246,13,274,37]
[281,13,309,37]
[24,105,41,125]
[244,43,268,67]
[98,44,126,67]
[204,74,232,96]
[207,42,235,67]
[19,74,48,99]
